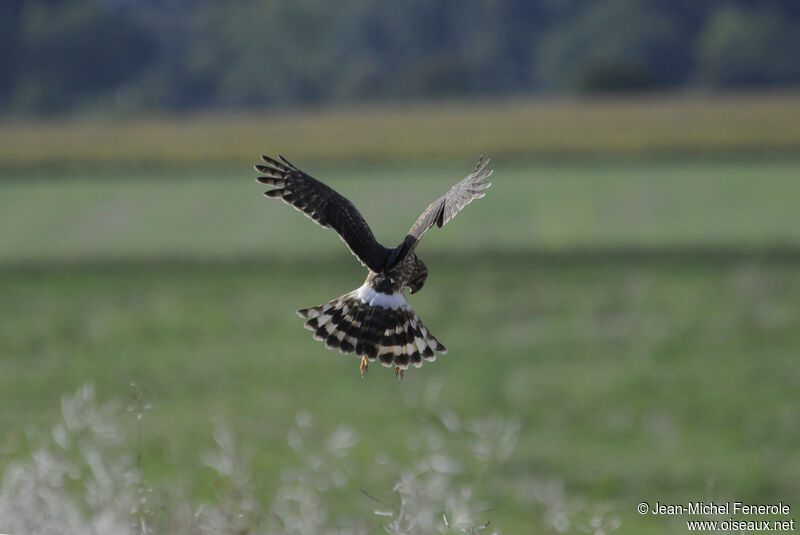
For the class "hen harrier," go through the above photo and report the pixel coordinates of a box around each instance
[255,155,492,379]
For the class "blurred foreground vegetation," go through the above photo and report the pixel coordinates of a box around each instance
[2,248,799,533]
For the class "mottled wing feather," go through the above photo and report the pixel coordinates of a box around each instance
[401,156,492,257]
[255,155,391,271]
[408,155,492,238]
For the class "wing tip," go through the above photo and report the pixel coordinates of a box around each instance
[278,154,295,168]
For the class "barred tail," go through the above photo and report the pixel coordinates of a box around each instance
[297,286,446,373]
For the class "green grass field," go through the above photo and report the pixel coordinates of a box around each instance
[3,251,800,533]
[2,96,800,533]
[3,158,800,264]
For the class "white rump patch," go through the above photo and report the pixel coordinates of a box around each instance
[355,283,408,310]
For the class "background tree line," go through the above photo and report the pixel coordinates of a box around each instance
[2,0,800,115]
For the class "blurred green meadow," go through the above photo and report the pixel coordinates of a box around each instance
[2,96,800,533]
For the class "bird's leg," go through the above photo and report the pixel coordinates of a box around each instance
[360,356,369,378]
[394,366,404,381]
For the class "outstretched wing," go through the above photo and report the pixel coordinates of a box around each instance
[389,156,492,266]
[255,155,392,272]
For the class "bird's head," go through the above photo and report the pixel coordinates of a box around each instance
[407,256,428,294]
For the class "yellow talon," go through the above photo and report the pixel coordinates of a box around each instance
[394,366,404,381]
[360,356,368,378]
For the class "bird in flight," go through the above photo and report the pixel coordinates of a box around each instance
[255,155,492,379]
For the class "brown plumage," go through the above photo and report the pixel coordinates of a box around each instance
[255,155,492,379]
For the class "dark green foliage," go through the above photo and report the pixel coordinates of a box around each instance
[6,0,155,112]
[2,1,800,112]
[695,5,800,87]
[535,0,695,91]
